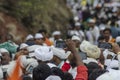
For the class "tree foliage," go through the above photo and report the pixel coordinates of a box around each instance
[0,0,72,33]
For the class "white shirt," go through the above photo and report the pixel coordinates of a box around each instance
[86,26,100,44]
[69,30,85,41]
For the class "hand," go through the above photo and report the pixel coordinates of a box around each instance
[14,51,24,60]
[66,39,84,66]
[65,39,76,52]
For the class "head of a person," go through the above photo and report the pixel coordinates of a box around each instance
[34,46,53,63]
[26,34,34,41]
[103,28,111,39]
[0,48,11,65]
[52,31,61,40]
[86,62,102,76]
[38,29,47,37]
[75,22,81,30]
[27,45,40,58]
[34,33,44,45]
[99,25,105,35]
[97,36,105,43]
[88,19,96,28]
[88,69,107,80]
[6,34,14,41]
[19,43,29,55]
[51,67,64,80]
[51,47,67,65]
[64,72,73,80]
[71,35,81,48]
[33,63,52,80]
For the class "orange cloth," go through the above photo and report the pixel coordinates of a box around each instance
[109,38,115,43]
[7,59,22,80]
[75,65,88,80]
[45,38,53,46]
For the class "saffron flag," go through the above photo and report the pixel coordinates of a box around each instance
[7,59,22,80]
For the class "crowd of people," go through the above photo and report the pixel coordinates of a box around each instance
[0,0,120,80]
[67,0,120,44]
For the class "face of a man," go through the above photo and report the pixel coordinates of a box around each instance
[20,47,29,55]
[54,35,61,40]
[75,26,80,30]
[73,40,80,48]
[88,23,95,28]
[35,38,44,45]
[103,30,111,38]
[1,52,11,65]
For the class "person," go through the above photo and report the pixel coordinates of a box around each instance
[69,22,85,41]
[103,28,115,43]
[33,63,52,80]
[49,31,63,46]
[86,62,102,76]
[34,46,55,68]
[88,42,120,80]
[86,18,100,44]
[64,72,73,80]
[0,48,11,65]
[51,47,71,71]
[0,48,12,79]
[38,29,53,46]
[34,33,45,46]
[51,67,64,80]
[71,35,87,60]
[19,43,29,55]
[110,21,119,38]
[66,40,88,80]
[25,34,35,46]
[88,69,107,80]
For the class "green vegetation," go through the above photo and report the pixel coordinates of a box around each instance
[0,0,72,34]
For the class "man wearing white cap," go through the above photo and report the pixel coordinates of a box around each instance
[0,48,11,79]
[0,48,11,65]
[71,35,81,49]
[19,43,29,55]
[49,31,63,46]
[34,33,45,46]
[34,46,55,68]
[25,34,35,46]
[69,22,85,41]
[86,18,100,44]
[51,47,71,71]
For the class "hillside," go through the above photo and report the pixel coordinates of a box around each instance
[0,0,72,42]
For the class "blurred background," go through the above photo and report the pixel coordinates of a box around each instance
[0,0,119,44]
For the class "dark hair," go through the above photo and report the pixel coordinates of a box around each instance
[103,28,111,34]
[51,67,64,80]
[64,72,73,80]
[22,75,32,80]
[38,29,47,34]
[98,36,105,41]
[33,63,52,80]
[86,62,101,76]
[88,69,107,80]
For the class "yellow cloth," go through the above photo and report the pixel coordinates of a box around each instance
[81,0,87,6]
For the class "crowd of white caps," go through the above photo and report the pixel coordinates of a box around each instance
[0,0,120,80]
